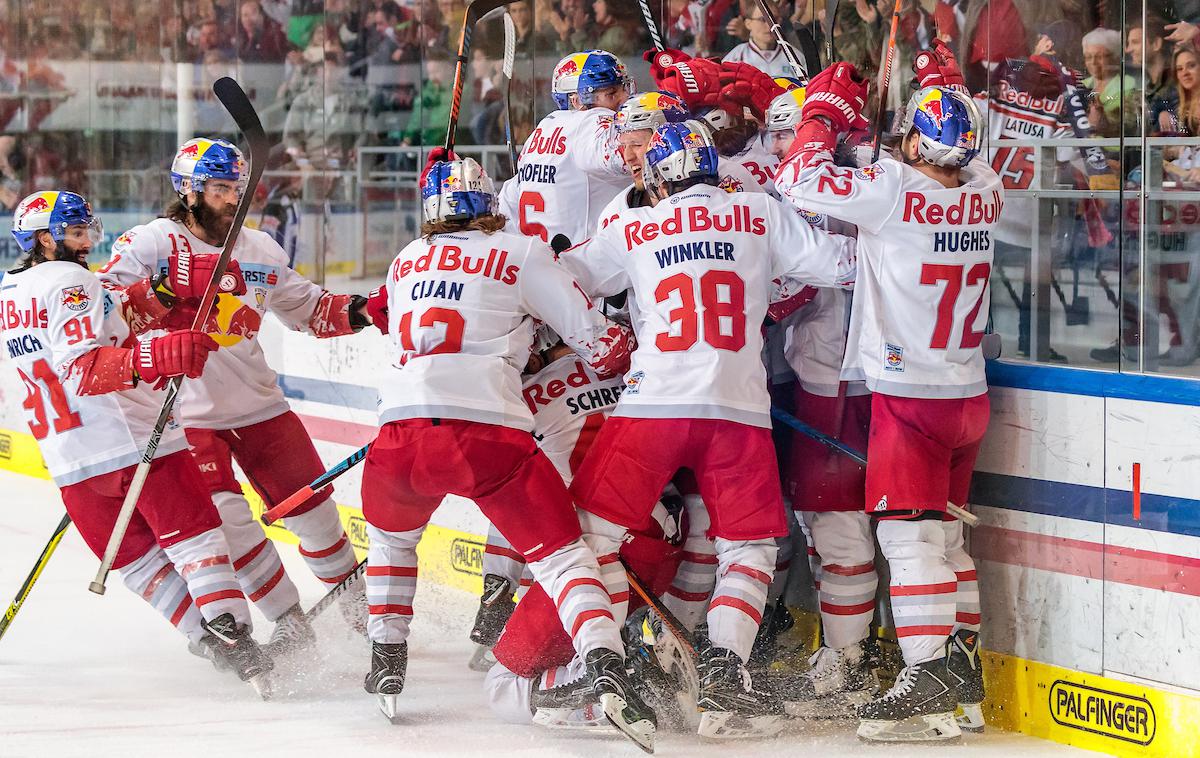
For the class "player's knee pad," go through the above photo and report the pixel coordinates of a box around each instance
[713,537,778,574]
[809,510,876,567]
[483,663,536,725]
[577,510,627,557]
[876,519,947,566]
[365,523,423,552]
[282,496,343,541]
[941,519,974,572]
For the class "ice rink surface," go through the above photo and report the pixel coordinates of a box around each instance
[0,470,1100,758]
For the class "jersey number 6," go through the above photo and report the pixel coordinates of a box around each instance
[654,271,746,352]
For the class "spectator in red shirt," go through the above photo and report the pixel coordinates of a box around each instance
[237,0,292,63]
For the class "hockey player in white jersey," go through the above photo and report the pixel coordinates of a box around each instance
[559,121,856,738]
[98,138,370,656]
[0,191,271,692]
[775,58,998,741]
[361,154,656,750]
[497,50,634,246]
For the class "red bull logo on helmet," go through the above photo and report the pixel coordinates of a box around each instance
[21,195,52,218]
[681,130,706,149]
[920,89,946,127]
[178,141,203,159]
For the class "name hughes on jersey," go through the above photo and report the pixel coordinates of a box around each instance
[624,206,766,250]
[933,230,991,253]
[523,359,622,415]
[390,244,519,285]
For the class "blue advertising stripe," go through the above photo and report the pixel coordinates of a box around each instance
[970,471,1200,539]
[986,360,1200,407]
[278,373,378,412]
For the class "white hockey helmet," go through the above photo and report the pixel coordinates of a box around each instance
[764,86,807,132]
[421,157,496,223]
[616,91,690,133]
[11,190,103,253]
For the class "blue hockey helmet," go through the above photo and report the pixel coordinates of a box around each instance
[11,190,103,253]
[170,137,248,197]
[643,120,720,194]
[552,50,635,110]
[899,86,982,168]
[421,157,496,223]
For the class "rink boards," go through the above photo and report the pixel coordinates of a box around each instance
[1,318,1199,757]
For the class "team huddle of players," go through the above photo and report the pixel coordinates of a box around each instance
[0,33,999,754]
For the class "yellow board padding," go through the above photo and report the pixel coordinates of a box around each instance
[3,424,1200,757]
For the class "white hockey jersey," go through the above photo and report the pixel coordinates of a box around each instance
[378,228,624,432]
[497,108,629,246]
[729,135,781,195]
[99,218,329,430]
[0,262,186,486]
[560,183,856,428]
[523,354,623,484]
[782,287,868,398]
[721,41,803,79]
[596,157,763,232]
[977,79,1071,246]
[776,152,1004,399]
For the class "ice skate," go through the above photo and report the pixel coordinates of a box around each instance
[364,641,408,724]
[624,609,691,730]
[197,613,274,700]
[531,668,606,730]
[468,574,515,671]
[262,603,316,658]
[946,629,986,732]
[781,641,879,719]
[585,647,657,753]
[856,659,961,742]
[747,602,794,674]
[696,646,786,739]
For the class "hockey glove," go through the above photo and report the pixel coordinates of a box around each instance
[644,47,691,76]
[419,147,460,187]
[157,251,247,305]
[717,62,786,121]
[802,63,870,135]
[653,56,726,110]
[911,39,967,92]
[133,329,219,388]
[308,291,370,338]
[365,286,389,335]
[591,322,636,379]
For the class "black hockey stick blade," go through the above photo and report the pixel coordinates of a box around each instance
[2,513,72,642]
[823,0,840,63]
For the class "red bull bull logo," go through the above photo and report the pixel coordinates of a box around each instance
[921,90,946,127]
[178,142,202,159]
[556,59,580,78]
[22,195,52,217]
[60,285,90,312]
[681,130,705,149]
[648,129,670,152]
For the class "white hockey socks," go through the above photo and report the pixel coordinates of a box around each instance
[876,519,957,665]
[529,529,624,657]
[801,510,879,650]
[212,490,300,621]
[707,538,777,662]
[482,521,528,593]
[365,524,423,644]
[663,494,717,631]
[163,527,251,626]
[120,547,205,643]
[944,519,981,634]
[283,498,358,587]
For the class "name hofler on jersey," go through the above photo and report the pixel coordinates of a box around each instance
[775,147,1005,398]
[99,219,335,431]
[0,262,186,486]
[378,228,627,432]
[498,108,630,245]
[560,183,856,429]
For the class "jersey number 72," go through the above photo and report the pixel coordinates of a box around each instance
[920,262,991,349]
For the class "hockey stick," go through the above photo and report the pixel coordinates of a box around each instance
[823,0,839,65]
[622,559,696,653]
[261,443,371,525]
[446,0,521,153]
[501,11,518,174]
[89,77,269,595]
[637,0,665,50]
[0,513,72,642]
[754,0,808,79]
[303,558,367,622]
[770,405,980,525]
[870,0,904,162]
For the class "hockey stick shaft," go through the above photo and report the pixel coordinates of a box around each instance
[637,0,665,50]
[824,0,839,63]
[90,78,268,595]
[770,405,979,525]
[870,0,904,162]
[304,558,366,621]
[261,443,371,525]
[501,11,518,174]
[445,0,518,153]
[0,513,72,642]
[621,558,696,656]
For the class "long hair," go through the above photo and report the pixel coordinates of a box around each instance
[421,213,507,240]
[1173,46,1200,135]
[161,196,191,223]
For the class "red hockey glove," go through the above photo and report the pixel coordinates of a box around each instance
[307,291,370,338]
[645,47,691,78]
[653,56,726,110]
[133,329,219,388]
[802,63,869,134]
[365,285,389,335]
[912,39,966,92]
[116,277,172,334]
[717,62,786,121]
[160,251,246,302]
[419,147,459,187]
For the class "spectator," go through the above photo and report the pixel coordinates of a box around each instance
[959,0,1063,92]
[438,0,465,35]
[1165,46,1200,137]
[535,0,592,56]
[193,17,236,62]
[237,0,291,62]
[1125,17,1176,133]
[591,0,645,58]
[368,0,422,66]
[1081,27,1138,136]
[723,0,801,79]
[283,52,368,170]
[417,0,451,53]
[399,54,452,146]
[820,0,884,86]
[505,0,555,55]
[470,48,506,145]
